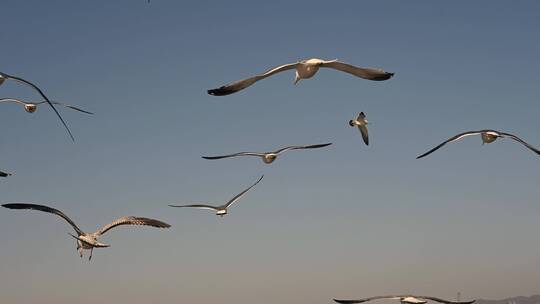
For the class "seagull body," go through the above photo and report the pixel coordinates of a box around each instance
[1,203,170,260]
[0,170,11,177]
[334,295,475,304]
[0,98,93,114]
[417,129,540,159]
[202,143,332,164]
[169,175,263,216]
[207,58,394,96]
[349,112,369,145]
[0,72,74,140]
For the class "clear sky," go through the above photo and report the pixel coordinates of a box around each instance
[1,1,539,303]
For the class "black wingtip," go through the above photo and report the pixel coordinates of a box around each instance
[207,87,237,96]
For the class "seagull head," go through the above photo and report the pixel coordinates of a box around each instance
[348,120,356,127]
[24,103,37,113]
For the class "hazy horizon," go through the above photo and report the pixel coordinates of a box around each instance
[1,1,539,303]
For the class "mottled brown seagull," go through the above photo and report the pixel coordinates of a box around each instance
[2,203,171,260]
[208,58,393,96]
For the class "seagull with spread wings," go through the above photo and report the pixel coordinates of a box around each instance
[0,98,93,115]
[334,295,476,304]
[2,203,171,260]
[202,143,332,164]
[417,129,540,159]
[169,175,263,216]
[0,72,75,140]
[349,112,369,145]
[207,58,393,96]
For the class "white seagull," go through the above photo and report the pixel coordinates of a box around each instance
[169,175,263,216]
[207,58,394,96]
[202,143,332,164]
[0,72,74,140]
[334,295,476,304]
[0,170,11,177]
[417,129,540,159]
[349,112,369,145]
[0,98,93,115]
[2,203,171,260]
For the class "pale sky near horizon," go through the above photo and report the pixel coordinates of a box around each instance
[1,1,539,303]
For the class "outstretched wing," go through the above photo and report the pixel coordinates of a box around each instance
[358,125,369,145]
[321,61,394,81]
[202,152,264,160]
[95,216,170,236]
[207,62,298,96]
[275,143,332,154]
[0,72,74,141]
[334,296,410,304]
[500,132,540,155]
[35,101,94,115]
[0,98,26,105]
[0,170,12,177]
[420,296,475,304]
[168,204,220,211]
[1,203,83,235]
[224,175,264,208]
[416,130,487,159]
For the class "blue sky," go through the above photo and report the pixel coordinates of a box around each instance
[1,1,539,303]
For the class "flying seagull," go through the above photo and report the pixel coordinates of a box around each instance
[0,72,74,140]
[202,143,332,164]
[0,170,11,177]
[334,295,476,304]
[1,203,171,260]
[169,175,263,216]
[0,98,93,115]
[349,112,369,145]
[417,129,540,159]
[208,58,394,96]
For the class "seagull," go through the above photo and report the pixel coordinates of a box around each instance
[207,58,394,96]
[202,143,332,164]
[169,175,263,216]
[0,98,93,115]
[417,129,540,159]
[334,295,476,304]
[0,72,74,140]
[1,203,171,260]
[0,170,11,177]
[349,112,369,145]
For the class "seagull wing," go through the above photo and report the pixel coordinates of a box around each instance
[334,296,411,304]
[416,130,487,159]
[224,175,264,208]
[275,143,333,154]
[0,98,26,105]
[420,297,475,304]
[207,62,298,96]
[0,72,74,141]
[1,203,84,235]
[168,204,220,211]
[321,61,394,81]
[500,132,540,155]
[95,216,170,236]
[202,152,264,160]
[0,170,11,177]
[35,101,94,115]
[358,125,369,145]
